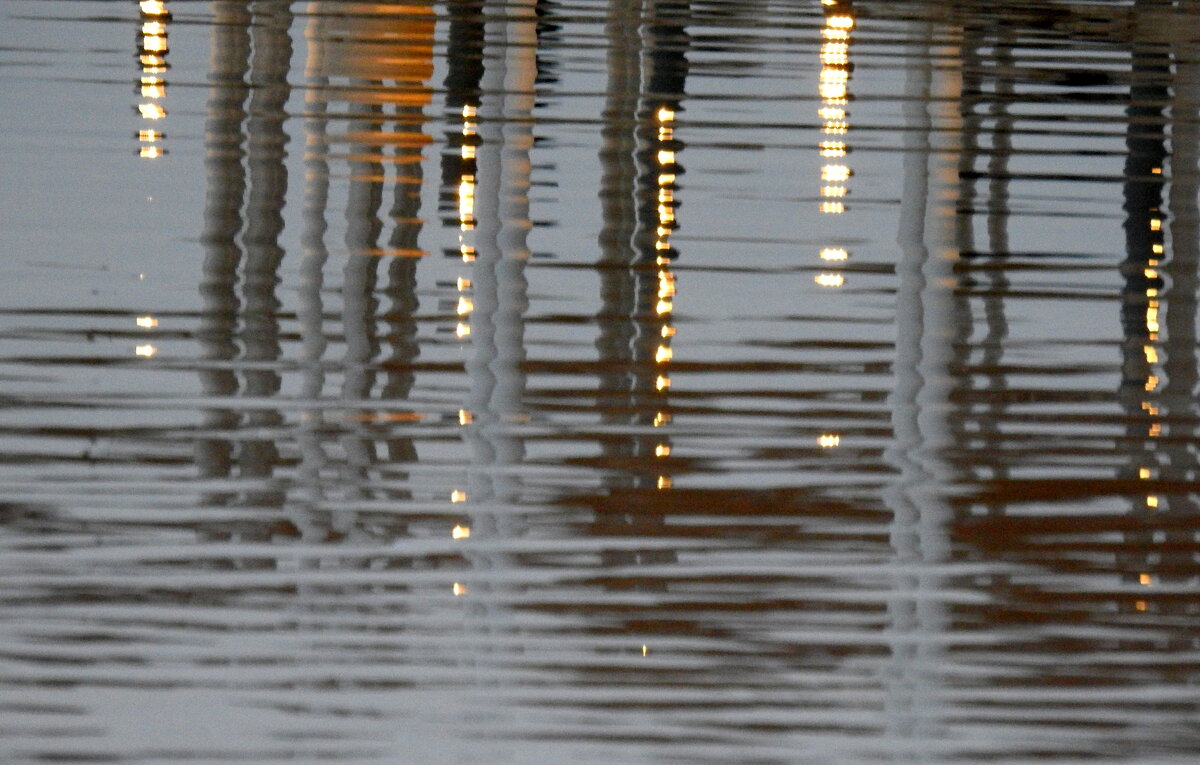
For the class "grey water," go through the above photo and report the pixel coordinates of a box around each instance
[2,0,1199,762]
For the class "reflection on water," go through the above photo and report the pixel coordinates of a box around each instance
[2,0,1200,761]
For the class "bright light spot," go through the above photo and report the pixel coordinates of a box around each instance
[655,345,673,364]
[827,14,854,29]
[1150,219,1162,231]
[141,34,168,53]
[656,476,672,490]
[657,106,675,123]
[1145,375,1159,392]
[139,146,163,159]
[456,277,471,291]
[1139,573,1152,585]
[657,150,675,166]
[815,273,845,287]
[642,644,649,656]
[655,444,670,457]
[462,104,477,118]
[820,247,848,261]
[140,0,168,16]
[458,409,473,426]
[656,299,673,315]
[653,411,671,427]
[461,144,476,160]
[1135,600,1147,612]
[1147,495,1159,508]
[818,433,840,448]
[138,129,162,142]
[822,164,851,182]
[821,185,847,198]
[819,141,846,157]
[655,375,671,391]
[1139,467,1151,480]
[456,297,474,316]
[452,525,471,540]
[138,103,166,120]
[820,201,845,214]
[136,316,158,328]
[1144,346,1158,364]
[451,490,467,503]
[453,582,468,596]
[135,344,157,357]
[1148,422,1161,437]
[455,322,471,338]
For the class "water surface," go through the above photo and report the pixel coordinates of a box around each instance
[2,0,1200,762]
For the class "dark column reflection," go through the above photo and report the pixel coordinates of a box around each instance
[590,0,688,577]
[195,1,292,559]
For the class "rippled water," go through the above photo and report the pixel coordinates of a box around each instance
[2,0,1200,762]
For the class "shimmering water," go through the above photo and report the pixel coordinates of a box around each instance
[2,0,1200,762]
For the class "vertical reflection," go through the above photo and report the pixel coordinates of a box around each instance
[135,0,170,158]
[884,11,961,751]
[196,2,292,523]
[306,2,434,540]
[1164,11,1200,525]
[1117,1,1194,612]
[241,1,292,510]
[196,2,249,505]
[455,0,537,598]
[591,0,688,574]
[815,3,852,294]
[955,17,1014,504]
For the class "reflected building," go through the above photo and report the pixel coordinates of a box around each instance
[875,0,1200,748]
[196,2,435,554]
[302,1,433,545]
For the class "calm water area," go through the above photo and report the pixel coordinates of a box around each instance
[2,0,1200,762]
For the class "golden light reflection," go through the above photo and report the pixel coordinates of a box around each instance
[452,525,471,540]
[450,490,467,503]
[818,3,853,219]
[453,582,468,596]
[1147,495,1159,508]
[818,433,841,448]
[1139,467,1151,479]
[135,1,169,159]
[815,273,845,288]
[458,409,473,426]
[136,315,158,328]
[649,103,679,494]
[135,344,157,357]
[820,247,848,261]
